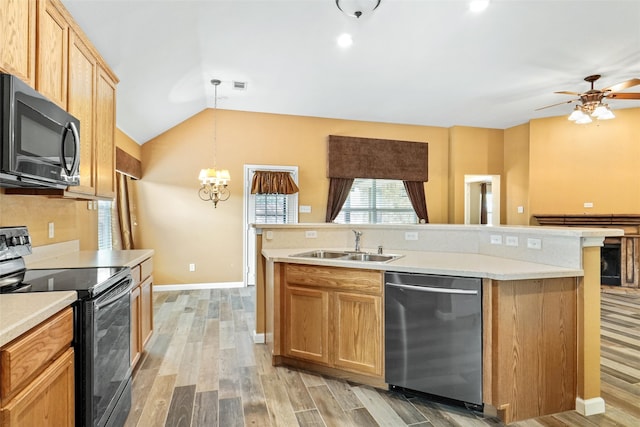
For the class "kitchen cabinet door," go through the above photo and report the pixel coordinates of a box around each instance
[130,284,141,367]
[95,66,116,198]
[333,291,382,376]
[66,30,96,196]
[36,0,68,108]
[284,285,330,365]
[140,275,153,348]
[0,347,74,427]
[0,0,36,86]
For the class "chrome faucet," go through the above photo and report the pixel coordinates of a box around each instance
[352,230,363,252]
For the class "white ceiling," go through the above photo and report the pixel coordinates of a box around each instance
[61,0,640,144]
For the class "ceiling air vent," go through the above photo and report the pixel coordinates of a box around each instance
[232,81,247,90]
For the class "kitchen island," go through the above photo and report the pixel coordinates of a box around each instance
[256,223,620,424]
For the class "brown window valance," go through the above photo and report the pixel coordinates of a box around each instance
[327,135,428,182]
[251,171,299,194]
[115,147,142,180]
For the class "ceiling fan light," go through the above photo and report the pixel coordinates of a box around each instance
[597,107,615,120]
[568,107,583,121]
[591,104,608,118]
[575,114,593,124]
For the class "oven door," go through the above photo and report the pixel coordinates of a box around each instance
[87,276,133,427]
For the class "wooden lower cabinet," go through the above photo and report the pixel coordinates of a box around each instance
[0,348,74,427]
[334,291,382,376]
[0,307,75,427]
[282,264,383,380]
[284,286,330,364]
[130,257,154,369]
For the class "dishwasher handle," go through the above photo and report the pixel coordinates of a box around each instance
[386,282,478,295]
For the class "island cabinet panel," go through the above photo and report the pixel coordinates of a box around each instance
[484,277,577,424]
[0,0,36,86]
[281,264,383,381]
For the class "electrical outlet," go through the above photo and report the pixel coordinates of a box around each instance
[584,202,594,208]
[505,236,518,247]
[490,235,502,245]
[305,230,317,238]
[48,222,54,239]
[527,238,542,250]
[189,263,196,272]
[404,232,418,241]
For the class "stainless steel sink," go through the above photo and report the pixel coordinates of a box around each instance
[290,250,349,259]
[290,250,402,263]
[344,253,396,262]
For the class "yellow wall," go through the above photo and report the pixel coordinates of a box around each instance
[138,109,449,284]
[116,128,142,160]
[504,123,530,225]
[529,108,640,217]
[448,126,505,224]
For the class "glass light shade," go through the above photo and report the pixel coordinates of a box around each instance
[575,114,593,124]
[216,169,231,184]
[568,107,584,121]
[597,108,615,120]
[591,104,609,118]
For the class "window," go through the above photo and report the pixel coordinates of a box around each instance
[97,201,112,250]
[254,193,295,224]
[335,178,417,224]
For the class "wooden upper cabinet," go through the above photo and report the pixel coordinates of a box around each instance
[95,66,116,199]
[36,0,68,108]
[66,31,96,196]
[0,0,37,86]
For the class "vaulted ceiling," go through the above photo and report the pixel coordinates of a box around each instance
[61,0,640,144]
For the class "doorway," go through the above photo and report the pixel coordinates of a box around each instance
[464,175,500,225]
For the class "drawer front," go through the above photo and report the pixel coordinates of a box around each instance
[285,264,382,294]
[1,307,74,399]
[140,258,153,281]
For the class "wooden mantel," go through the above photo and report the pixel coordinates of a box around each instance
[533,214,640,235]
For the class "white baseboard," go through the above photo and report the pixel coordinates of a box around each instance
[576,397,605,416]
[252,331,265,344]
[154,282,244,291]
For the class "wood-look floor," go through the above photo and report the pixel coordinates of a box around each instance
[125,287,640,427]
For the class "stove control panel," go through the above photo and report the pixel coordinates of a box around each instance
[0,226,32,261]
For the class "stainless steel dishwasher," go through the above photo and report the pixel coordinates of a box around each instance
[385,271,483,409]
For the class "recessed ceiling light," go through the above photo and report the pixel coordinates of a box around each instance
[337,33,353,48]
[469,0,490,13]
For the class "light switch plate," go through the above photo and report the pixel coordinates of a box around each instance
[405,232,418,241]
[299,205,311,213]
[490,235,502,245]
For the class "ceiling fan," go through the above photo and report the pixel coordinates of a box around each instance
[536,74,640,123]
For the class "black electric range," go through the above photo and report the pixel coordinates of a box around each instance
[0,226,134,427]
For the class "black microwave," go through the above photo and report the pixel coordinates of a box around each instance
[0,74,80,189]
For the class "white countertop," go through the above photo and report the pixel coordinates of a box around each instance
[26,249,154,269]
[262,248,583,280]
[0,291,77,347]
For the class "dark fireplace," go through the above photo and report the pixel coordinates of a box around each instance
[601,243,621,286]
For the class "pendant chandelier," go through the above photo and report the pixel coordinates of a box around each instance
[198,79,231,208]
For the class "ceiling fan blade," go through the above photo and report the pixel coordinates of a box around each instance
[554,90,582,96]
[606,92,640,100]
[535,99,578,111]
[602,78,640,93]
